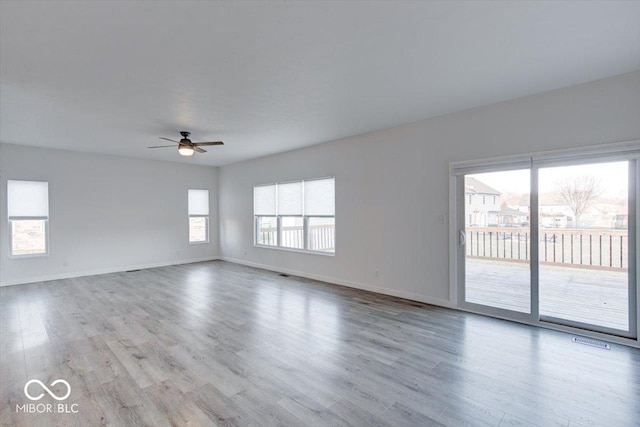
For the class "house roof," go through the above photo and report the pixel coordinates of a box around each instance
[465,177,501,196]
[500,205,526,216]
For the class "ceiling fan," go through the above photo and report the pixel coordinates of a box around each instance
[148,131,224,156]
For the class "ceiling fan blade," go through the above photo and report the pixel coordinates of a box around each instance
[158,137,179,143]
[194,146,207,153]
[148,145,177,148]
[193,141,224,146]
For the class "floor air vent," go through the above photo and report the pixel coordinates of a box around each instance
[279,273,290,277]
[572,336,611,350]
[126,269,141,273]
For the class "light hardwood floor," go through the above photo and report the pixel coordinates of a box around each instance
[1,261,638,426]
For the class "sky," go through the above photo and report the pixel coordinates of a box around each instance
[469,161,629,199]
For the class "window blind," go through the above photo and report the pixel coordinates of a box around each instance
[304,178,335,216]
[188,189,209,216]
[254,184,276,215]
[7,180,49,218]
[277,181,303,215]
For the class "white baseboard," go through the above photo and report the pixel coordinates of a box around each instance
[0,257,219,287]
[2,255,455,311]
[220,256,455,309]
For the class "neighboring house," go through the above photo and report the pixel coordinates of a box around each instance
[614,214,628,229]
[538,193,574,228]
[517,193,530,216]
[521,193,619,229]
[498,205,528,227]
[465,177,501,226]
[592,202,628,229]
[516,193,575,228]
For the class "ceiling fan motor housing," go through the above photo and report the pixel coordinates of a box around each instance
[179,131,192,145]
[150,131,223,154]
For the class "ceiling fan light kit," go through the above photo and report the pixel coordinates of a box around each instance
[148,131,224,157]
[178,145,194,156]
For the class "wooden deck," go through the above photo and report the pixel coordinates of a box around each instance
[466,259,629,331]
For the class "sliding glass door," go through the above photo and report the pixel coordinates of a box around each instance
[456,153,637,339]
[463,169,531,314]
[538,160,635,336]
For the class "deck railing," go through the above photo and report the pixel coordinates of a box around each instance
[309,224,335,251]
[466,227,628,270]
[258,225,335,251]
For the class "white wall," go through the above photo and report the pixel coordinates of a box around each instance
[2,72,638,294]
[218,71,640,306]
[0,144,218,286]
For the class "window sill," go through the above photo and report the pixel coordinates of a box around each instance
[189,241,210,245]
[254,244,335,257]
[9,252,49,259]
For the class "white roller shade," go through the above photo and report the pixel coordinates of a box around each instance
[277,181,303,215]
[304,178,335,216]
[7,180,49,218]
[188,189,209,215]
[254,184,276,215]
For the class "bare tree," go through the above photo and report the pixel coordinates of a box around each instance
[556,174,602,228]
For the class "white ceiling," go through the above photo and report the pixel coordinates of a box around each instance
[1,1,639,167]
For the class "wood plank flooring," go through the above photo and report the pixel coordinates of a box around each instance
[1,260,639,426]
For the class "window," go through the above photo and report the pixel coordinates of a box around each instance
[254,177,335,254]
[8,180,49,257]
[188,189,209,243]
[281,216,304,249]
[256,216,277,246]
[277,181,303,249]
[254,185,277,247]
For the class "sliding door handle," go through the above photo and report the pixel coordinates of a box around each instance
[459,230,466,246]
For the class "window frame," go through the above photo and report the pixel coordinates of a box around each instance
[8,216,50,259]
[279,215,305,250]
[7,179,50,259]
[187,189,210,244]
[306,215,336,253]
[255,215,279,247]
[253,178,335,255]
[188,214,209,244]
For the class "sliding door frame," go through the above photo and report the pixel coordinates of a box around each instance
[449,140,640,348]
[535,157,637,339]
[454,163,536,325]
